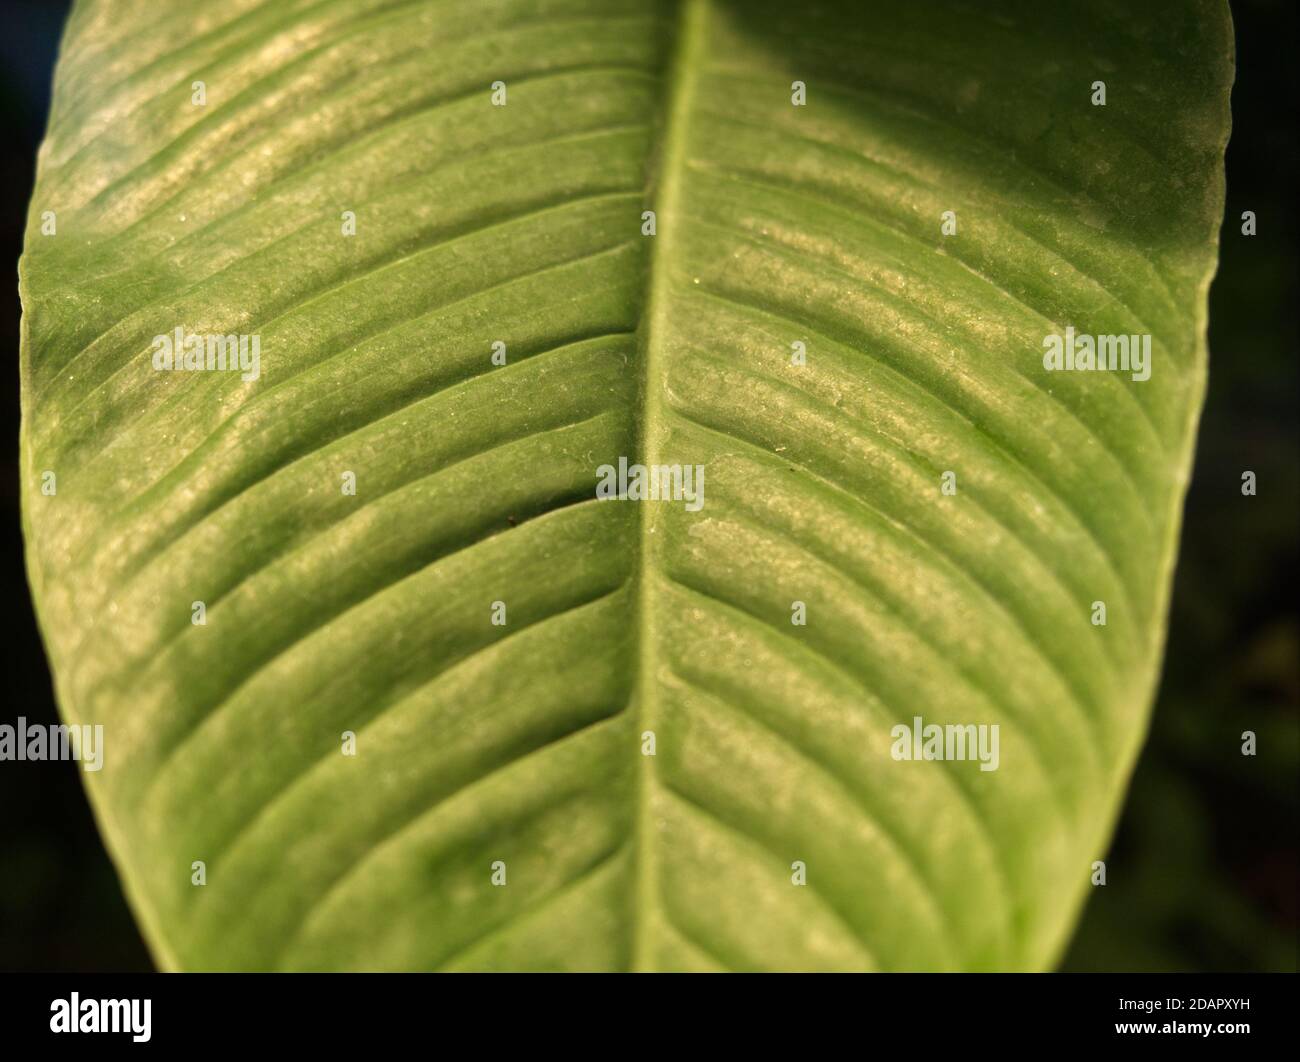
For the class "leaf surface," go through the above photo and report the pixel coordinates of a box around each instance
[19,0,1232,970]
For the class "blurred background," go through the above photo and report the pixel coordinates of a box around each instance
[0,0,1294,972]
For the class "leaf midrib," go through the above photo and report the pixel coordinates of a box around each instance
[630,0,708,972]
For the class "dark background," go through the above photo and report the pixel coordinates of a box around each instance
[0,0,1295,972]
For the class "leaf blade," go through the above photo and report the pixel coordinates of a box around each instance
[20,0,1232,970]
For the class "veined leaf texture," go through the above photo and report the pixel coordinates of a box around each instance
[19,0,1232,970]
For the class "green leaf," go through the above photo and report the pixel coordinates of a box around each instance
[19,0,1231,971]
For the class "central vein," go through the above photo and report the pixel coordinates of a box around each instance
[630,0,708,973]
